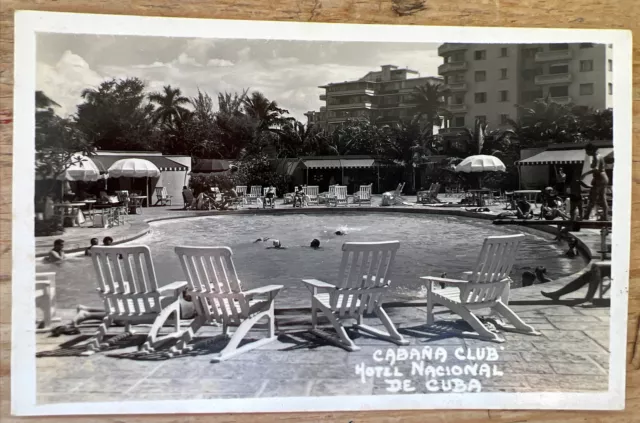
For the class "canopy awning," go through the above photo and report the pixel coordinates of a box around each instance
[517,148,613,166]
[191,159,231,173]
[90,154,188,172]
[302,158,375,169]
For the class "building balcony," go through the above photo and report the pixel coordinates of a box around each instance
[446,104,467,112]
[534,73,572,85]
[446,82,467,92]
[327,116,370,123]
[534,50,572,62]
[438,61,468,74]
[327,102,376,110]
[326,88,376,97]
[437,43,470,56]
[537,96,572,104]
[319,94,326,100]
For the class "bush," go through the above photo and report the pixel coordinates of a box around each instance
[189,173,239,196]
[234,156,291,197]
[35,218,64,237]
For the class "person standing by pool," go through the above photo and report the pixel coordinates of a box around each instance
[45,239,66,263]
[581,143,610,221]
[554,166,566,197]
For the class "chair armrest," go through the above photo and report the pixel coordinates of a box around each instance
[302,279,336,291]
[244,285,283,296]
[158,281,188,297]
[420,276,468,285]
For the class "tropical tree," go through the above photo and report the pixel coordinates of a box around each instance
[410,82,449,136]
[242,91,293,133]
[511,95,583,146]
[319,119,389,157]
[276,120,323,158]
[75,77,156,151]
[210,90,257,159]
[148,85,190,127]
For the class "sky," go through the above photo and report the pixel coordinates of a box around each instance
[36,34,442,122]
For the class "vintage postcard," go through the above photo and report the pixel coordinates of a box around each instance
[12,10,632,416]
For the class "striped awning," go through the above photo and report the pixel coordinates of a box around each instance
[302,158,375,169]
[517,148,613,166]
[90,155,188,172]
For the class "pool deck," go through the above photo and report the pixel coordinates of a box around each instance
[35,195,611,402]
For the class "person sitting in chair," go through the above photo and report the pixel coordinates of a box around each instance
[497,195,533,219]
[293,185,305,208]
[264,185,276,208]
[540,187,568,221]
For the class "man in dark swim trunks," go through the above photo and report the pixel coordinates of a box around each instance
[582,143,610,221]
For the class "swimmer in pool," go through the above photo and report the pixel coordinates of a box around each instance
[103,236,113,245]
[253,237,270,243]
[310,239,321,249]
[45,239,66,263]
[85,238,99,256]
[266,239,287,249]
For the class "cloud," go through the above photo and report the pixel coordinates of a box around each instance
[36,50,104,117]
[206,58,234,67]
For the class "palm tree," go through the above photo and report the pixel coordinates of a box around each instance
[410,82,449,137]
[512,94,581,145]
[36,91,61,111]
[148,85,190,127]
[242,91,293,133]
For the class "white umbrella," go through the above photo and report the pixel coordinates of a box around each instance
[108,158,160,207]
[455,155,506,173]
[36,153,102,182]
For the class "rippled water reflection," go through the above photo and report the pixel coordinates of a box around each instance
[39,213,587,309]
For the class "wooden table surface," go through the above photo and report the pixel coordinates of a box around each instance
[0,1,638,422]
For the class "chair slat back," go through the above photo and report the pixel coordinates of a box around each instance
[304,186,319,197]
[335,186,347,200]
[332,241,400,315]
[236,186,247,196]
[358,184,372,199]
[395,182,405,196]
[328,185,337,197]
[468,234,524,283]
[175,246,243,294]
[263,187,276,196]
[249,186,262,197]
[90,246,161,315]
[116,190,129,202]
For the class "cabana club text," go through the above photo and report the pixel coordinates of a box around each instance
[355,346,504,393]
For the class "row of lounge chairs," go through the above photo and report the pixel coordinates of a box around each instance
[38,233,541,361]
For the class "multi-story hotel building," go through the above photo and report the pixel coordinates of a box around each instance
[437,43,613,129]
[305,65,442,131]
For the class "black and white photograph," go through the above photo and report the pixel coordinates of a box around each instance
[12,11,632,416]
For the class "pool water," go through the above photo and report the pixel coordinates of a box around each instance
[39,213,587,309]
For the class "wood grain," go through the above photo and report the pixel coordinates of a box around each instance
[0,0,638,421]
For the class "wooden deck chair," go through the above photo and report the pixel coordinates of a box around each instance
[154,187,172,206]
[417,184,434,204]
[304,185,319,206]
[262,186,277,208]
[420,234,541,343]
[85,246,188,355]
[323,185,338,206]
[246,186,262,206]
[36,272,60,332]
[327,185,347,207]
[182,189,196,210]
[381,182,405,206]
[172,246,282,361]
[302,241,409,351]
[353,184,372,206]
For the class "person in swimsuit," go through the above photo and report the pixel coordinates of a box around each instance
[45,239,66,263]
[85,238,99,256]
[582,143,610,221]
[555,166,566,197]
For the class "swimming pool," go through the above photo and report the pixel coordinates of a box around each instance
[38,212,587,309]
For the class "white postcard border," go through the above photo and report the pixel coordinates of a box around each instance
[11,10,633,416]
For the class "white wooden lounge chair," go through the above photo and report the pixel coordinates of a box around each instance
[262,186,277,208]
[322,185,338,205]
[232,186,247,208]
[302,241,409,351]
[353,184,372,206]
[172,246,282,361]
[328,185,348,207]
[420,234,541,342]
[246,186,262,206]
[304,185,319,206]
[154,187,172,206]
[85,246,188,355]
[36,272,60,332]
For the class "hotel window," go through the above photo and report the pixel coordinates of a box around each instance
[475,92,487,103]
[608,60,613,71]
[474,70,486,82]
[474,50,486,60]
[523,47,542,58]
[608,83,613,95]
[580,60,594,72]
[549,85,569,97]
[500,47,508,57]
[499,90,509,102]
[500,114,510,124]
[452,52,465,62]
[549,64,569,74]
[454,116,465,127]
[580,43,594,48]
[579,83,594,95]
[549,43,569,51]
[453,73,465,83]
[452,94,465,104]
[475,115,487,124]
[500,68,508,79]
